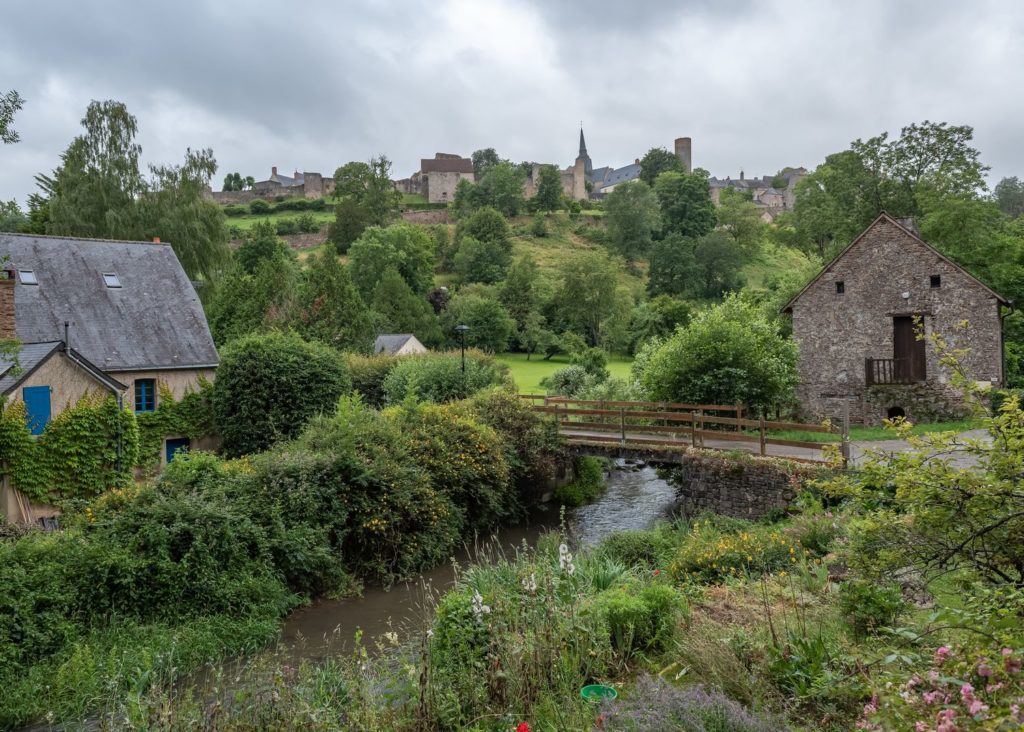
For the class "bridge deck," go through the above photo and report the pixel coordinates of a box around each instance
[560,428,830,463]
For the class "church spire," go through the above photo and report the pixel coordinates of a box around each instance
[579,126,588,157]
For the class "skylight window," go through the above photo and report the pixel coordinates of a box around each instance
[18,269,37,285]
[102,273,121,288]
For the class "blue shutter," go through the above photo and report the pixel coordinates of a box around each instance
[166,438,190,464]
[23,386,52,435]
[135,379,156,412]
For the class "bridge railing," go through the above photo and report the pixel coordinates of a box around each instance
[524,396,846,465]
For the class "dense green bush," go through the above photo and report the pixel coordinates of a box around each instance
[599,528,675,569]
[275,217,299,235]
[587,582,683,656]
[553,456,607,507]
[213,332,351,456]
[387,402,513,531]
[248,199,271,214]
[634,294,798,414]
[381,351,511,405]
[837,578,906,638]
[469,389,564,492]
[541,364,594,397]
[223,203,248,217]
[345,353,399,407]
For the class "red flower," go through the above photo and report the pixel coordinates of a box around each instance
[653,569,661,576]
[516,724,532,732]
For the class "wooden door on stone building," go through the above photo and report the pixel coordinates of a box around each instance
[893,316,926,382]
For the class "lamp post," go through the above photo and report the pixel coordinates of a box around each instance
[455,324,470,374]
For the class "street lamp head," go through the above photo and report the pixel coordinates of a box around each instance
[455,324,470,333]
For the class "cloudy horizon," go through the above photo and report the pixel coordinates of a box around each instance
[1,0,1022,204]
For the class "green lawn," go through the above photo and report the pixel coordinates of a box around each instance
[228,211,335,232]
[496,352,633,394]
[761,419,980,443]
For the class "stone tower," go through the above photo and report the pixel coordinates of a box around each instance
[674,137,692,173]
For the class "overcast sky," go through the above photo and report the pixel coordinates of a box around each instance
[2,0,1023,204]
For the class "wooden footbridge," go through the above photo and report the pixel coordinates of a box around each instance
[520,396,850,466]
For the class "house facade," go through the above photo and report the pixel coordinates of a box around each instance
[783,214,1007,425]
[0,233,220,509]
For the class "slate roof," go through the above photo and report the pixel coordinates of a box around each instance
[374,334,416,355]
[0,340,126,395]
[0,233,220,371]
[421,158,474,174]
[593,163,641,190]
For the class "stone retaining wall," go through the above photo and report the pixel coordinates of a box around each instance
[668,451,821,519]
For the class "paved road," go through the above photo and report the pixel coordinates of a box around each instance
[560,427,990,468]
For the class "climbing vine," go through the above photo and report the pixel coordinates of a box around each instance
[135,378,217,474]
[0,393,139,504]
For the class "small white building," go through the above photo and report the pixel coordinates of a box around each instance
[373,334,428,356]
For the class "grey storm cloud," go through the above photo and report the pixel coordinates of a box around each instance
[1,0,1023,204]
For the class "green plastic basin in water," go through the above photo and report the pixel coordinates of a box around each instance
[580,684,618,703]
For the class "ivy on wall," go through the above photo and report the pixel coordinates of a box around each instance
[0,393,139,504]
[135,379,217,474]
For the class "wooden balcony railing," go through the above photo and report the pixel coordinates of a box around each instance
[865,357,922,386]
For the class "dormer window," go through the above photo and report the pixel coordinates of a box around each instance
[102,273,121,288]
[835,281,845,294]
[18,269,37,285]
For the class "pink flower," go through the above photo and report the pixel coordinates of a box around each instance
[977,662,993,678]
[959,683,974,703]
[1005,655,1022,674]
[935,646,951,665]
[1001,647,1014,657]
[1011,704,1022,723]
[984,682,1002,693]
[929,670,940,682]
[914,723,930,732]
[936,708,958,732]
[862,694,880,715]
[967,699,988,717]
[923,690,941,705]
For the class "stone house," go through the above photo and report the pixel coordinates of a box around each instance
[0,233,220,521]
[783,213,1008,424]
[395,154,475,204]
[373,334,428,356]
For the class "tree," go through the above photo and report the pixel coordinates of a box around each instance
[370,267,443,346]
[46,100,144,239]
[348,223,436,299]
[716,186,765,257]
[135,147,232,281]
[333,161,372,199]
[476,162,526,217]
[441,293,515,353]
[634,294,798,414]
[648,234,700,298]
[629,295,693,352]
[213,332,351,457]
[471,148,502,178]
[0,89,24,144]
[995,177,1024,218]
[235,220,292,274]
[453,207,513,284]
[792,121,989,256]
[456,206,511,248]
[328,198,371,254]
[605,180,661,262]
[553,251,626,347]
[638,146,685,186]
[499,255,541,332]
[222,172,244,191]
[0,200,27,233]
[693,232,745,297]
[533,165,563,212]
[653,170,716,239]
[292,251,375,352]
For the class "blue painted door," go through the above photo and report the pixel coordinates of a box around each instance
[166,437,190,464]
[22,386,51,435]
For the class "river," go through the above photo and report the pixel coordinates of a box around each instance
[278,460,678,660]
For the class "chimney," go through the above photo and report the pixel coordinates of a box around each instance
[152,236,160,243]
[635,158,640,164]
[740,170,744,181]
[63,321,70,349]
[272,166,277,177]
[0,270,16,340]
[674,137,692,173]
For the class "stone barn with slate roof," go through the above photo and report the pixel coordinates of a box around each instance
[782,213,1009,425]
[0,232,219,471]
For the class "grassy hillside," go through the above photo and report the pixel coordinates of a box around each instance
[741,240,820,291]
